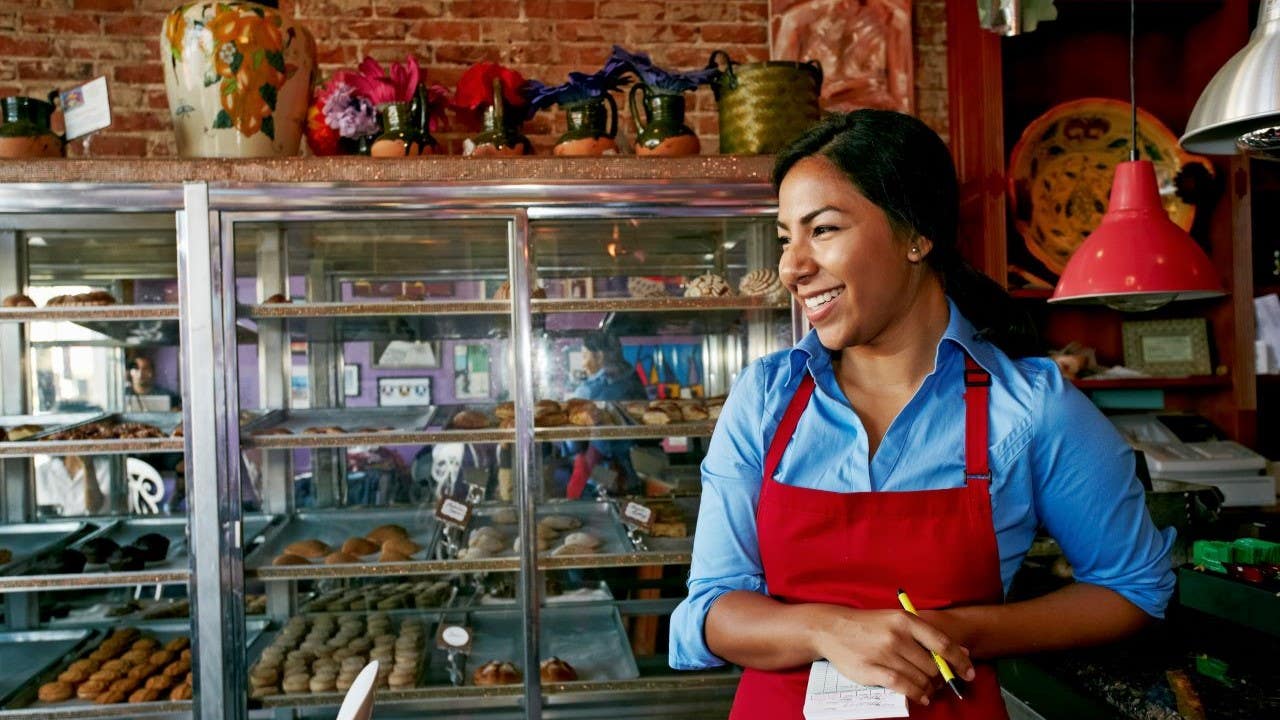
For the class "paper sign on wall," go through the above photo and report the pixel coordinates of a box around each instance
[60,77,111,140]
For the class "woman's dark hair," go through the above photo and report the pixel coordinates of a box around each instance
[772,110,1042,358]
[583,332,630,376]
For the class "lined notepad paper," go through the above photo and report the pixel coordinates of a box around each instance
[803,661,909,720]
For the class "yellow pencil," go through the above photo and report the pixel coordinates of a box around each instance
[896,589,964,700]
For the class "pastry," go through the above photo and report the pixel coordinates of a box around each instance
[642,409,673,425]
[378,548,411,563]
[498,417,515,429]
[38,681,74,702]
[169,682,193,700]
[272,553,311,566]
[253,427,293,436]
[0,547,12,564]
[627,276,667,298]
[449,410,491,429]
[537,399,563,413]
[569,403,605,426]
[738,268,790,303]
[341,537,379,556]
[129,687,162,703]
[145,674,173,690]
[29,548,87,575]
[683,272,733,298]
[164,637,190,653]
[132,533,171,562]
[381,536,421,556]
[492,281,547,300]
[58,665,92,683]
[80,537,119,564]
[494,401,516,420]
[171,426,184,437]
[303,426,345,434]
[539,515,582,531]
[105,546,146,572]
[366,524,409,544]
[309,674,336,693]
[388,669,416,689]
[472,660,521,685]
[680,403,709,421]
[539,657,578,682]
[94,689,128,704]
[263,293,291,304]
[491,507,517,525]
[534,409,568,427]
[6,423,42,440]
[77,679,106,699]
[283,539,330,558]
[323,551,358,565]
[2,292,35,307]
[561,531,601,548]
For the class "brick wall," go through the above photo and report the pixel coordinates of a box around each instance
[0,0,947,157]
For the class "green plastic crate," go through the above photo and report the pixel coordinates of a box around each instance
[1192,540,1233,572]
[1231,537,1280,564]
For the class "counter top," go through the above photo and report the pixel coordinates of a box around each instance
[0,155,776,185]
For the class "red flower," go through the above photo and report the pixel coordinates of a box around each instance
[454,61,528,112]
[338,55,421,106]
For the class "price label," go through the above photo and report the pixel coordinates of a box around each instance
[435,497,472,527]
[435,623,473,654]
[622,500,654,532]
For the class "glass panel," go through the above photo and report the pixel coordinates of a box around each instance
[529,215,788,690]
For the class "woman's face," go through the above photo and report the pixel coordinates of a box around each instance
[583,348,605,376]
[777,155,921,351]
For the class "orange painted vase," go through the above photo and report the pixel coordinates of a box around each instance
[161,0,315,157]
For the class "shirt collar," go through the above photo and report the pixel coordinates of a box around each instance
[783,297,1002,385]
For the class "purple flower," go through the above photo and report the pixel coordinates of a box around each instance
[609,45,718,94]
[322,85,380,139]
[527,56,631,110]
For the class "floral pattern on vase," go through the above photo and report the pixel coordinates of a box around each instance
[162,1,315,157]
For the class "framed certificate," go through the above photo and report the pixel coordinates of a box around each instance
[1121,319,1212,377]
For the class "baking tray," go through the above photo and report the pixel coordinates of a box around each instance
[71,517,188,574]
[467,500,634,560]
[302,578,458,614]
[0,413,100,441]
[0,629,97,707]
[465,605,640,684]
[9,619,268,713]
[631,495,699,554]
[241,407,445,449]
[2,412,184,457]
[0,522,94,576]
[245,508,442,579]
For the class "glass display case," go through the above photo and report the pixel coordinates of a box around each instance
[0,167,792,719]
[0,193,204,718]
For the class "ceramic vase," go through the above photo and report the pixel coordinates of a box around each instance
[161,0,316,158]
[0,96,63,159]
[370,85,438,158]
[467,79,532,157]
[630,85,700,157]
[553,95,618,157]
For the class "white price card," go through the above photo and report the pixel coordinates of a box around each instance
[435,624,473,653]
[434,497,472,527]
[622,500,654,532]
[60,76,111,140]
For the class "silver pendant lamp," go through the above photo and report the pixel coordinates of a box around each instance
[1181,0,1280,157]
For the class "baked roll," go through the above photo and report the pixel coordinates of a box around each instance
[539,657,578,682]
[263,293,291,304]
[341,537,379,556]
[2,293,35,307]
[283,539,329,558]
[272,553,311,566]
[472,660,521,685]
[366,524,409,544]
[449,410,491,429]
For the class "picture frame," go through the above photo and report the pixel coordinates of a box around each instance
[372,340,441,369]
[377,377,432,407]
[343,364,361,397]
[1121,318,1212,377]
[453,344,491,400]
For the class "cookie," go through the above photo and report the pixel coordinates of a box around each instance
[38,681,74,702]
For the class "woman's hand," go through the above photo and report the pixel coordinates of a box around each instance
[807,604,975,706]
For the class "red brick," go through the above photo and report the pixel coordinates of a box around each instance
[409,19,482,41]
[360,43,428,64]
[700,23,767,45]
[623,23,672,44]
[22,12,101,34]
[738,1,768,22]
[18,60,96,81]
[554,19,624,42]
[433,42,502,65]
[598,1,663,20]
[73,0,135,10]
[333,19,409,39]
[447,1,519,19]
[146,134,176,156]
[315,44,360,65]
[0,37,54,58]
[667,2,733,23]
[85,133,148,156]
[102,13,162,35]
[481,20,552,44]
[373,0,446,19]
[109,109,167,132]
[298,1,373,19]
[525,0,596,20]
[113,63,164,84]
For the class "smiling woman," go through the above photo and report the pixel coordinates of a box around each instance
[670,110,1177,720]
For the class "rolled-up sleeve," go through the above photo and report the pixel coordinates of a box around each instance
[669,361,771,670]
[1030,369,1176,618]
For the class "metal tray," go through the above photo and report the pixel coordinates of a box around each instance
[245,508,442,579]
[1,412,184,457]
[241,407,445,449]
[71,517,188,574]
[302,578,458,614]
[0,413,100,441]
[467,500,634,560]
[11,620,268,712]
[0,629,97,707]
[632,495,699,554]
[465,605,640,683]
[0,522,94,576]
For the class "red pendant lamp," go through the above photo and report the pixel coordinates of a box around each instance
[1048,0,1224,311]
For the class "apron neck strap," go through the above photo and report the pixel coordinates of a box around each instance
[763,374,815,482]
[964,354,991,481]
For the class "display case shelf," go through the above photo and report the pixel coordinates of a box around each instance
[0,437,183,458]
[1072,375,1230,390]
[532,297,788,313]
[247,300,511,318]
[0,305,179,323]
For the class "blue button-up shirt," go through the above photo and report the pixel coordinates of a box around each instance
[669,300,1176,670]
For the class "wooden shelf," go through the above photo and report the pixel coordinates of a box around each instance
[1255,284,1280,298]
[1072,375,1229,390]
[1009,287,1055,300]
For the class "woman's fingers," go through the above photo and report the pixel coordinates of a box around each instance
[904,614,975,681]
[859,663,935,706]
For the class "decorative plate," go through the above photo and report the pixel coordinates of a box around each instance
[1007,98,1213,275]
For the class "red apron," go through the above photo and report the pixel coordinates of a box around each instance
[728,356,1009,720]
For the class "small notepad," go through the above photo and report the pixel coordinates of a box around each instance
[803,661,909,720]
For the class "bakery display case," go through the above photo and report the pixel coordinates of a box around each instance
[0,162,789,719]
[0,194,208,718]
[193,177,793,719]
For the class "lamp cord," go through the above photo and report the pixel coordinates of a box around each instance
[1130,0,1138,162]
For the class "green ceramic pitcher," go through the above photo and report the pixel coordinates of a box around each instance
[629,84,700,157]
[0,95,64,158]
